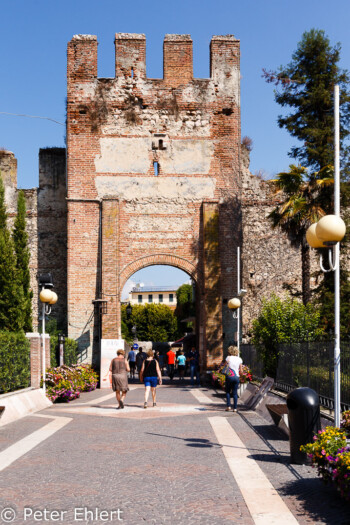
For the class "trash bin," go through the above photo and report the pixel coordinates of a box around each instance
[287,387,321,464]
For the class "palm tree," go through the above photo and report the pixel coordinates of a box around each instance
[268,164,333,304]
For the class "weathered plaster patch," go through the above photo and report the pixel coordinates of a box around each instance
[124,202,191,214]
[158,140,214,174]
[96,175,216,201]
[95,138,150,173]
[212,65,240,106]
[128,216,193,232]
[95,138,214,174]
[130,241,183,249]
[128,231,192,239]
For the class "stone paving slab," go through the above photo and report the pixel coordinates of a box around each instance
[0,415,54,453]
[231,409,350,525]
[0,383,349,524]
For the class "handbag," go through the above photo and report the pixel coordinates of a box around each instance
[221,362,237,378]
[140,359,152,382]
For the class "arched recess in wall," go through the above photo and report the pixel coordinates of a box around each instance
[119,254,200,293]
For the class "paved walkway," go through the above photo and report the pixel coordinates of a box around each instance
[0,380,349,524]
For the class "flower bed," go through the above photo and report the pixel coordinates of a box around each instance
[211,363,252,390]
[300,411,350,501]
[43,364,98,403]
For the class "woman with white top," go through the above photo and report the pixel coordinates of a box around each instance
[225,346,243,412]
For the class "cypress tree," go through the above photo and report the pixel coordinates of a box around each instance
[13,190,33,331]
[0,175,26,331]
[0,171,7,233]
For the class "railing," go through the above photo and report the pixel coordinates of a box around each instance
[241,341,350,412]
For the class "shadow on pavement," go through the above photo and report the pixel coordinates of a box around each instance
[145,432,220,448]
[279,478,350,524]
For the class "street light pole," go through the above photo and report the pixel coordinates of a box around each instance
[42,301,46,394]
[334,84,341,428]
[237,246,241,352]
[305,85,345,427]
[39,286,58,395]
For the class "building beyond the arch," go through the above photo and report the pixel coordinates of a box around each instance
[0,33,313,371]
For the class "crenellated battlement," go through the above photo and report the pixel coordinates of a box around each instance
[67,32,240,87]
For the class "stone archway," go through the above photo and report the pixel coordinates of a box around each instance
[119,255,201,358]
[119,254,199,292]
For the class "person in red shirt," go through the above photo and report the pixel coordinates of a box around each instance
[166,348,176,380]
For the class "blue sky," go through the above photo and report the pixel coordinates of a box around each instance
[1,0,349,290]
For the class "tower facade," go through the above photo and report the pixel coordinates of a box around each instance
[66,33,241,367]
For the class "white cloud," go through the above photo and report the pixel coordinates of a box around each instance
[121,279,136,301]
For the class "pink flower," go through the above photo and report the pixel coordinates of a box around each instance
[321,449,326,455]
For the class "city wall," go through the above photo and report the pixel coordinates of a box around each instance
[0,32,332,367]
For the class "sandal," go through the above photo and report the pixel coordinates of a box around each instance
[153,402,157,407]
[120,400,124,409]
[144,402,147,409]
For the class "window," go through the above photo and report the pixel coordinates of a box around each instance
[138,295,142,304]
[153,161,159,176]
[169,293,174,303]
[148,294,153,303]
[159,294,163,303]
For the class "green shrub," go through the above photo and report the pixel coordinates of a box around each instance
[50,336,78,368]
[0,331,30,393]
[252,294,324,376]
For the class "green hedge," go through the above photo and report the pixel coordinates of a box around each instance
[50,336,78,368]
[0,331,30,393]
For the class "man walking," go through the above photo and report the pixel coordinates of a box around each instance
[136,347,147,381]
[128,347,137,380]
[188,346,200,386]
[166,347,176,381]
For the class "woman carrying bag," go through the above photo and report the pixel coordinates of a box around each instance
[140,349,162,409]
[222,346,243,412]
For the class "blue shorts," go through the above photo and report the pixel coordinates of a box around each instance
[144,376,158,387]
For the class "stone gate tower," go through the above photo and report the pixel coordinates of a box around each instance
[66,33,241,368]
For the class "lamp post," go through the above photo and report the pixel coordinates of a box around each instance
[58,333,65,367]
[131,325,138,342]
[305,85,346,427]
[39,284,58,394]
[228,297,241,348]
[229,247,247,351]
[126,303,132,318]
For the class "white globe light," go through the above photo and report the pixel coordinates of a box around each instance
[49,292,58,305]
[228,298,241,309]
[40,289,54,303]
[316,215,346,243]
[306,223,324,248]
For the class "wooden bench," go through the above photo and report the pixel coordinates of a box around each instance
[246,377,274,410]
[266,403,289,435]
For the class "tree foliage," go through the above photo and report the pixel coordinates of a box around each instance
[13,190,33,331]
[268,164,333,304]
[252,294,324,376]
[175,283,195,336]
[121,303,178,343]
[264,29,350,174]
[0,176,27,331]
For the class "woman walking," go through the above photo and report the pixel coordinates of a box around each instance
[108,349,130,409]
[140,349,162,408]
[225,346,243,412]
